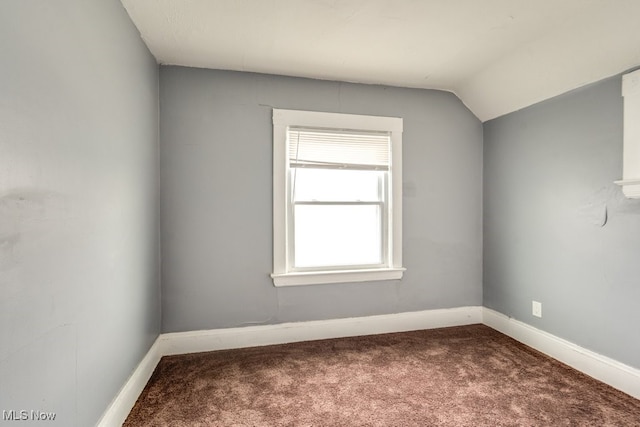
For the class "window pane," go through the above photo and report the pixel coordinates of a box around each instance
[294,205,382,268]
[293,169,382,202]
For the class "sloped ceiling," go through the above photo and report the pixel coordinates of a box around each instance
[121,0,640,121]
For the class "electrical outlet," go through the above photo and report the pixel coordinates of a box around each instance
[532,301,542,318]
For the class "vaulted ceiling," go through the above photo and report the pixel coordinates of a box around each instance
[121,0,640,121]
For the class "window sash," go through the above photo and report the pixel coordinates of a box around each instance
[288,168,389,272]
[290,202,388,271]
[292,168,384,204]
[289,201,388,271]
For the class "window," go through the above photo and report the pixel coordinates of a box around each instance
[271,109,404,286]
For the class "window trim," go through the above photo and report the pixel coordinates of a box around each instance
[271,109,404,286]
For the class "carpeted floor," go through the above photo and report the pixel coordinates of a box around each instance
[124,324,640,426]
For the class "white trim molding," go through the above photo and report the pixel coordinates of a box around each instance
[97,307,481,425]
[97,306,640,425]
[272,108,404,286]
[160,306,482,356]
[482,307,640,400]
[615,179,640,198]
[95,337,163,427]
[271,267,406,287]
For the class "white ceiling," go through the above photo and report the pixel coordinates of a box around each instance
[121,0,640,121]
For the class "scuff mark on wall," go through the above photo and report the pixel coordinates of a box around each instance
[577,184,640,227]
[577,186,609,227]
[601,205,608,227]
[403,181,417,198]
[577,179,640,227]
[0,190,69,270]
[239,317,276,327]
[0,190,68,222]
[0,232,21,270]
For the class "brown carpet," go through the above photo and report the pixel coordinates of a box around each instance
[124,324,640,426]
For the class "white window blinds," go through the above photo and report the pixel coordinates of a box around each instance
[287,127,390,170]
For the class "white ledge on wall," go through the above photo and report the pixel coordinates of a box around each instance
[271,267,405,287]
[615,179,640,199]
[619,69,640,199]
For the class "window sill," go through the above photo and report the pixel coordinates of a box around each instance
[271,267,405,287]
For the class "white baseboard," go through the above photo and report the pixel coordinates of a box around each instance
[482,307,640,399]
[95,306,481,426]
[95,337,163,427]
[159,306,483,356]
[97,305,640,426]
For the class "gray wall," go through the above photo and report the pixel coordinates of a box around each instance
[160,67,483,333]
[484,75,640,369]
[0,1,160,426]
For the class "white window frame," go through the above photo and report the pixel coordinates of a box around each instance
[271,108,404,286]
